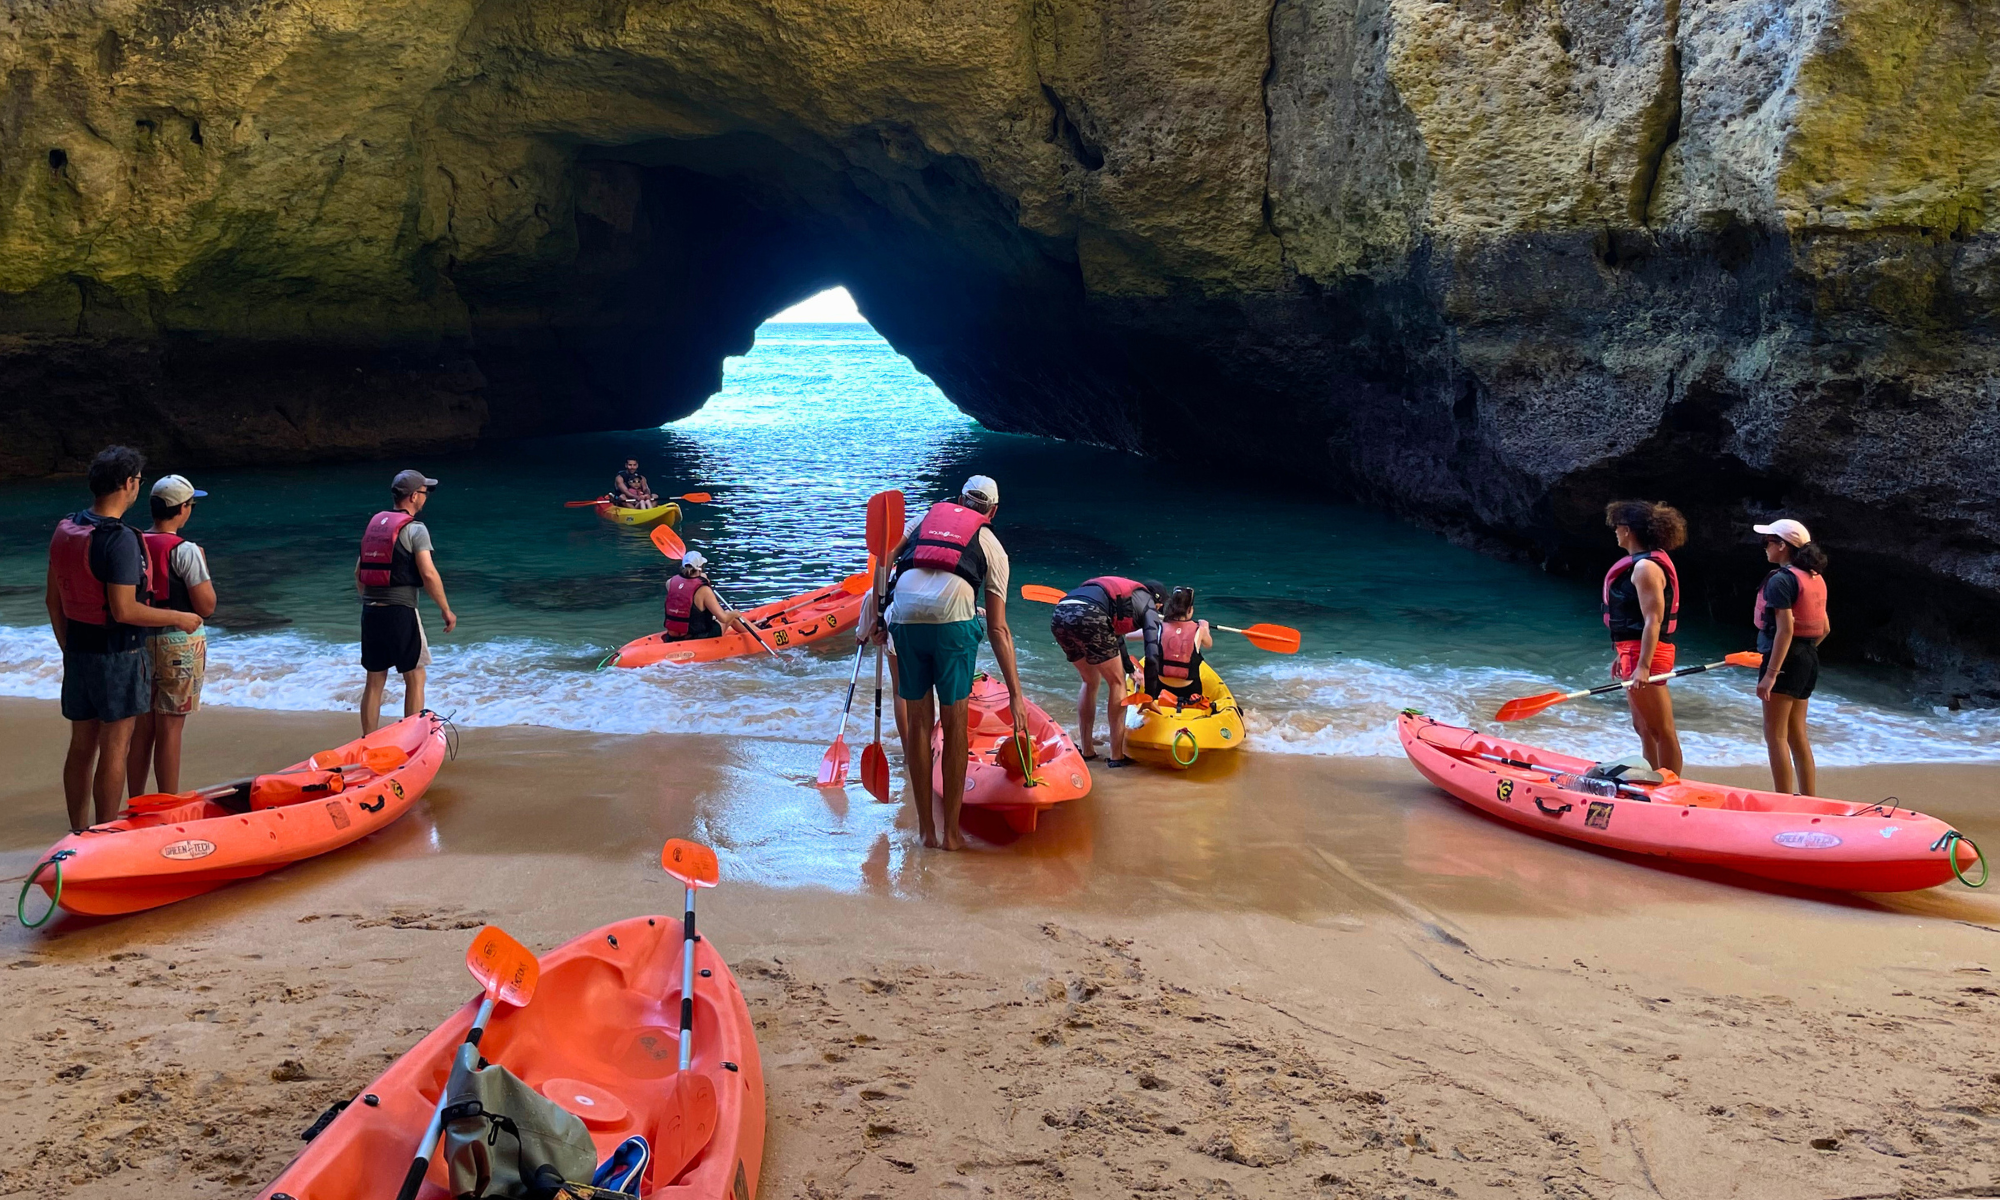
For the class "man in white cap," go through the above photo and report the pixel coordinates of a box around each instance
[871,474,1028,851]
[661,550,747,641]
[356,469,456,733]
[128,474,218,797]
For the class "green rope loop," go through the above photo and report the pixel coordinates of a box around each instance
[16,851,71,929]
[1171,727,1200,767]
[1931,831,1987,888]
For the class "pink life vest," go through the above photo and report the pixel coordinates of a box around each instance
[895,502,990,588]
[1754,566,1827,639]
[1602,550,1679,642]
[357,511,416,588]
[49,514,151,625]
[1158,619,1201,682]
[662,572,712,640]
[143,531,191,611]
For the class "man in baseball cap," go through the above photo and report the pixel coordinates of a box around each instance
[391,469,438,496]
[356,469,455,733]
[150,475,207,506]
[661,548,747,642]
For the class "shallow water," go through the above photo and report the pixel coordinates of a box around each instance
[2,321,1996,765]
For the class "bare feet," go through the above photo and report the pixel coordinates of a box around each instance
[942,827,967,851]
[920,828,941,849]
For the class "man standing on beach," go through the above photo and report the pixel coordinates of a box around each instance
[128,474,218,797]
[357,470,456,734]
[875,475,1029,850]
[46,447,204,831]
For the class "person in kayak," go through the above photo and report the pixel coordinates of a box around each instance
[1603,500,1686,773]
[1050,575,1163,765]
[357,470,457,735]
[1141,586,1214,708]
[127,475,219,798]
[662,550,749,641]
[46,447,205,832]
[1752,518,1831,795]
[614,458,659,508]
[874,474,1029,850]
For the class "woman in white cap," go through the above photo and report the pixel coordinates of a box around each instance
[661,551,746,641]
[128,474,217,796]
[1752,518,1831,794]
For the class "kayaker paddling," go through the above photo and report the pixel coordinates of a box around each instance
[128,475,218,797]
[357,470,456,735]
[1752,518,1831,795]
[1051,574,1163,765]
[613,458,659,508]
[662,550,749,642]
[1602,500,1686,774]
[875,475,1028,850]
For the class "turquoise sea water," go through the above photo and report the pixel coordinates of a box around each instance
[2,321,1995,763]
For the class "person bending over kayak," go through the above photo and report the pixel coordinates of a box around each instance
[662,551,748,641]
[1051,574,1163,765]
[1752,518,1831,795]
[1141,586,1214,709]
[357,470,457,735]
[1602,500,1686,773]
[128,474,218,798]
[873,475,1028,851]
[614,458,659,508]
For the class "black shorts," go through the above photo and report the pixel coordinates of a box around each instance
[1051,602,1122,665]
[1769,640,1819,700]
[60,647,152,723]
[361,604,428,674]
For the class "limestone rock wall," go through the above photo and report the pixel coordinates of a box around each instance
[2,0,1997,685]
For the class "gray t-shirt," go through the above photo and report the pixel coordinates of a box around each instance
[360,520,433,608]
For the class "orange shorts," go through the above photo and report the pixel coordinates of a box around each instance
[1613,640,1675,682]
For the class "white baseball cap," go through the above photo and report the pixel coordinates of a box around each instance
[962,475,999,505]
[681,550,708,570]
[1753,518,1812,547]
[150,475,206,506]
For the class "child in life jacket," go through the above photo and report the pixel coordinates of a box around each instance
[1141,587,1213,707]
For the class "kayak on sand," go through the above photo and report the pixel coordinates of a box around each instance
[258,914,765,1200]
[20,712,448,920]
[608,578,864,667]
[594,496,683,528]
[932,676,1091,834]
[1398,711,1985,892]
[1124,658,1245,768]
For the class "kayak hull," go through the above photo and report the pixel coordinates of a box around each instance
[1398,712,1979,892]
[259,915,765,1200]
[612,579,863,667]
[1125,659,1245,768]
[595,498,682,528]
[933,677,1091,833]
[33,712,447,917]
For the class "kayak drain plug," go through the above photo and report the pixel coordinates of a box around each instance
[363,1094,379,1106]
[723,1062,739,1072]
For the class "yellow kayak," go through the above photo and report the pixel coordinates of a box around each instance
[594,497,681,528]
[1125,659,1245,768]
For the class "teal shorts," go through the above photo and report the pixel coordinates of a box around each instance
[889,619,984,705]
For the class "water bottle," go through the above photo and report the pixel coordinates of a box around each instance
[1548,772,1619,797]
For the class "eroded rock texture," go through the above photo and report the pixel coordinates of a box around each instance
[2,0,1997,683]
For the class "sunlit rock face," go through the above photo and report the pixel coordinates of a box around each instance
[2,0,1997,684]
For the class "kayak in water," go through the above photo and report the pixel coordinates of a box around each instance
[608,578,863,667]
[258,914,764,1200]
[1124,658,1245,768]
[594,496,683,528]
[19,712,448,921]
[1398,712,1985,892]
[933,676,1091,834]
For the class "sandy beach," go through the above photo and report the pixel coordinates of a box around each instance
[3,695,1998,1199]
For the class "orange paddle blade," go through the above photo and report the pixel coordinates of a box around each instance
[661,838,721,889]
[676,492,713,504]
[1234,623,1301,653]
[126,788,206,812]
[466,926,538,1007]
[1494,692,1569,723]
[1724,651,1764,668]
[817,736,850,787]
[1020,584,1067,604]
[839,572,870,595]
[650,525,688,560]
[860,742,891,802]
[866,490,906,562]
[650,1073,720,1187]
[564,499,606,508]
[1119,691,1154,707]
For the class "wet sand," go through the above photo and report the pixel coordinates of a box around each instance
[3,695,1998,1199]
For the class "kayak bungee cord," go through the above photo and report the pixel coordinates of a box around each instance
[1931,831,1987,888]
[16,850,73,929]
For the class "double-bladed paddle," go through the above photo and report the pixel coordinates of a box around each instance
[565,492,714,507]
[395,926,540,1200]
[1493,651,1765,722]
[1017,585,1303,654]
[857,490,905,800]
[655,839,724,1186]
[818,643,867,786]
[861,644,891,802]
[646,526,779,657]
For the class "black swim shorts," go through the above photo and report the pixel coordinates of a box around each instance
[1051,601,1122,665]
[1770,639,1819,700]
[360,604,429,674]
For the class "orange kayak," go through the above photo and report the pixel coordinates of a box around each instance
[1399,712,1985,891]
[609,578,864,667]
[259,915,765,1200]
[932,676,1091,833]
[24,713,447,917]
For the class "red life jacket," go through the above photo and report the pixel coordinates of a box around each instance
[49,514,151,626]
[357,511,417,588]
[1602,550,1678,641]
[663,573,720,641]
[1754,566,1827,639]
[894,502,989,589]
[143,532,192,612]
[1067,575,1153,635]
[1157,619,1201,682]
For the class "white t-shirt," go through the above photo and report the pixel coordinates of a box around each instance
[885,515,1010,625]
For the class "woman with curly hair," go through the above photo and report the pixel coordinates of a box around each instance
[1602,500,1687,772]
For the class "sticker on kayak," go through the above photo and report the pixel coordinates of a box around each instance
[1070,773,1084,788]
[1496,778,1514,803]
[326,801,350,830]
[160,839,216,861]
[1773,830,1843,850]
[1585,801,1613,830]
